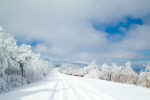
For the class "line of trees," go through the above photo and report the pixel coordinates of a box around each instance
[59,61,150,88]
[0,27,53,93]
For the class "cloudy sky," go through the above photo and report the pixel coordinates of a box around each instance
[0,0,150,64]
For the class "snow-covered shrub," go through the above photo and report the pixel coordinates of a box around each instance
[145,63,150,72]
[6,75,26,89]
[0,52,8,78]
[82,61,99,76]
[23,54,52,83]
[118,62,138,84]
[59,61,150,87]
[100,63,113,81]
[0,78,7,93]
[84,68,101,79]
[137,72,150,88]
[0,26,52,93]
[99,62,138,84]
[137,63,150,88]
[111,64,123,82]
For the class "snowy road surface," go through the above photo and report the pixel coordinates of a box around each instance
[0,68,150,100]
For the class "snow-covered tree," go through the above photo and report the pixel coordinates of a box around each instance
[119,62,138,84]
[137,71,150,88]
[59,61,150,87]
[0,26,52,93]
[100,63,112,80]
[82,61,99,76]
[0,26,19,76]
[17,44,32,77]
[0,53,8,78]
[111,64,123,82]
[145,63,150,72]
[137,62,150,88]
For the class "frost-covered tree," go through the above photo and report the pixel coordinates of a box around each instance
[82,61,100,78]
[145,63,150,72]
[111,64,123,82]
[17,44,32,77]
[0,26,20,76]
[119,62,138,84]
[0,26,53,93]
[0,52,8,78]
[100,63,112,80]
[126,62,138,84]
[23,53,51,83]
[59,61,149,87]
[137,63,150,88]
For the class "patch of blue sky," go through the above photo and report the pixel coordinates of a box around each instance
[92,17,143,42]
[105,17,143,34]
[29,40,41,46]
[139,50,150,56]
[17,39,41,47]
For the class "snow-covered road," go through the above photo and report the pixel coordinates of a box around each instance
[0,68,150,100]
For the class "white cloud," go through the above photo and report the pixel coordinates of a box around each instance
[0,0,150,62]
[120,25,150,50]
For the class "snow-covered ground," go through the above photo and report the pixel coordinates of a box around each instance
[0,68,150,100]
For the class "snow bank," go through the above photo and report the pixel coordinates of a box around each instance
[0,26,54,93]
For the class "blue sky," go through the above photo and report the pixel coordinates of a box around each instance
[93,17,143,42]
[93,17,143,34]
[139,50,150,56]
[0,0,150,66]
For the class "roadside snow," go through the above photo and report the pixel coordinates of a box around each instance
[0,68,150,100]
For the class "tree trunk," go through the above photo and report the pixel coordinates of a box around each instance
[19,63,24,77]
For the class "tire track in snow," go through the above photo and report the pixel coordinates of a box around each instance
[62,79,82,100]
[65,78,97,100]
[48,69,116,100]
[49,79,60,100]
[52,79,64,100]
[66,75,116,100]
[57,70,113,100]
[56,71,83,100]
